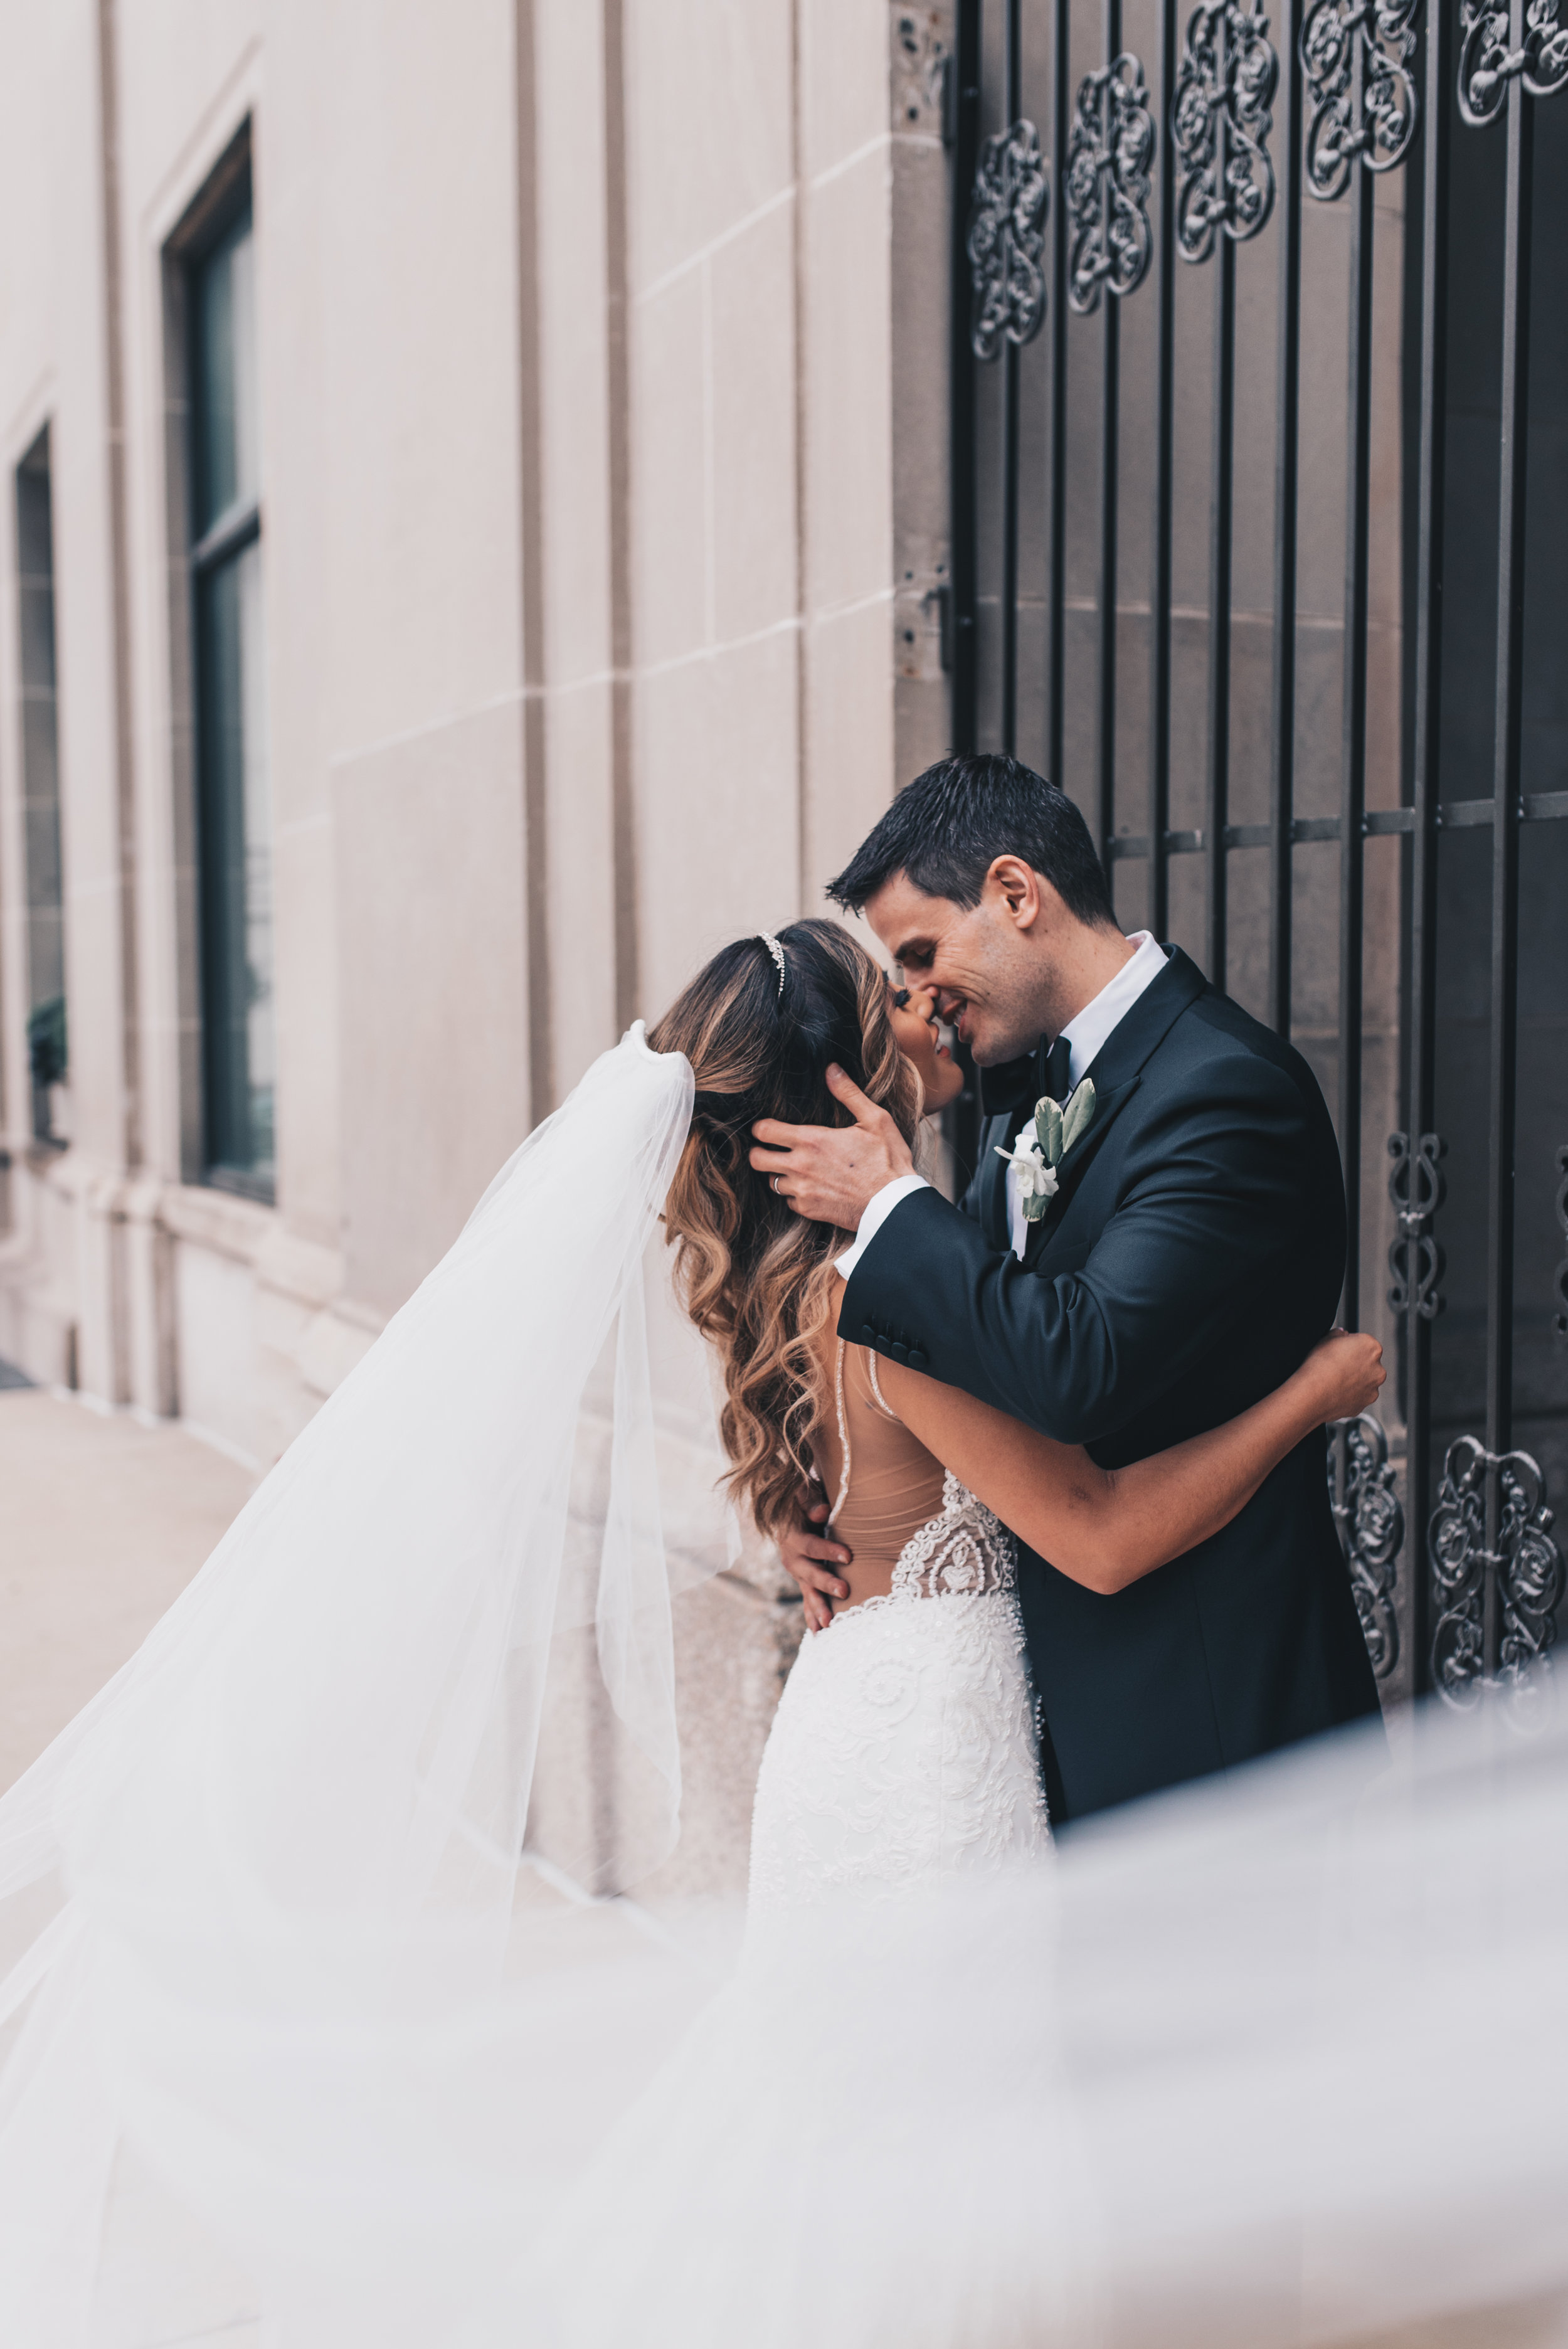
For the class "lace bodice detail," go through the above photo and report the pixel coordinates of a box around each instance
[886,1470,1015,1599]
[826,1342,1015,1605]
[747,1344,1044,1916]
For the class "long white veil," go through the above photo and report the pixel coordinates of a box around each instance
[3,1019,1568,2348]
[0,1025,726,2342]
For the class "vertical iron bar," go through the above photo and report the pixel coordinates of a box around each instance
[949,0,983,750]
[1481,9,1535,1683]
[1339,162,1375,1330]
[1148,0,1176,940]
[1486,28,1532,1470]
[1404,0,1451,1696]
[1001,0,1024,750]
[1049,0,1070,780]
[1002,342,1022,750]
[1096,0,1123,872]
[1206,234,1236,987]
[1268,0,1303,1036]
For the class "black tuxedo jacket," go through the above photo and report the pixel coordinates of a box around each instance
[839,946,1380,1825]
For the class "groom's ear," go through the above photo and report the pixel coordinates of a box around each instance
[986,856,1045,932]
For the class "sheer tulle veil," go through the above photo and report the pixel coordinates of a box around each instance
[0,1024,729,2339]
[3,1021,1568,2348]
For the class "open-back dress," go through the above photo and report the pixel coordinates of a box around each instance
[748,1336,1051,1912]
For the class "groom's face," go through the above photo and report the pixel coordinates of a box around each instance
[863,871,1045,1067]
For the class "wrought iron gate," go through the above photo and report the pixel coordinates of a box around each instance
[943,0,1568,1708]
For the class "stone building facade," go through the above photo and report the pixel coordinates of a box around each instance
[0,0,960,1890]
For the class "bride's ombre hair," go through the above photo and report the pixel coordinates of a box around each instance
[649,918,921,1537]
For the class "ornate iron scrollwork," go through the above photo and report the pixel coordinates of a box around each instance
[1458,0,1568,125]
[1301,0,1422,199]
[1066,54,1157,311]
[1554,1145,1568,1346]
[1329,1412,1404,1677]
[1387,1130,1448,1320]
[968,120,1050,358]
[1171,0,1279,263]
[1429,1436,1565,1721]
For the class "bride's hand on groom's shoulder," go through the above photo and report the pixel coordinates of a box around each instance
[748,1066,915,1233]
[1303,1328,1386,1424]
[776,1494,852,1632]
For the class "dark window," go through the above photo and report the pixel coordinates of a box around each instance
[15,427,66,1147]
[187,191,273,1196]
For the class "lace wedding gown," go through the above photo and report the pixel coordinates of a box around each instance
[516,1342,1067,2349]
[749,1338,1050,1912]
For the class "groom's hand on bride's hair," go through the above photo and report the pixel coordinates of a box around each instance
[748,1066,915,1231]
[777,1495,852,1633]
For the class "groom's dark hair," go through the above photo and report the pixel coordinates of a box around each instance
[825,752,1115,927]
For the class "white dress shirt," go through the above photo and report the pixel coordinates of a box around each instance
[835,930,1168,1278]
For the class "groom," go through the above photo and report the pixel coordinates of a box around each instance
[752,753,1380,1825]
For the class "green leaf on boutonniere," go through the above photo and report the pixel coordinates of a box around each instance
[1033,1095,1064,1165]
[1060,1076,1096,1155]
[1034,1077,1096,1169]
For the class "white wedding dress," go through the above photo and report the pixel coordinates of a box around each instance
[749,1340,1049,1914]
[514,1337,1072,2349]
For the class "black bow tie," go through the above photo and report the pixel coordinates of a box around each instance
[979,1033,1072,1120]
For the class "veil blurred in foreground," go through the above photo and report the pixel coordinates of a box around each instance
[0,1026,1565,2348]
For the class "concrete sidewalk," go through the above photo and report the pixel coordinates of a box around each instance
[0,1379,262,2346]
[0,1382,255,1797]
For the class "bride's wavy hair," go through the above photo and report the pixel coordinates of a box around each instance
[649,918,922,1536]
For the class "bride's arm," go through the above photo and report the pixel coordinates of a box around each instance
[874,1330,1384,1595]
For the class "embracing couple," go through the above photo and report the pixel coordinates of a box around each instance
[682,748,1382,1895]
[0,748,1387,2343]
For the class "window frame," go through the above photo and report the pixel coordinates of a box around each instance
[14,422,67,1151]
[162,124,275,1203]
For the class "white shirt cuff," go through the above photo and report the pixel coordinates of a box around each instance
[833,1174,930,1281]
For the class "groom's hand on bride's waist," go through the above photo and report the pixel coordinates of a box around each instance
[777,1494,852,1633]
[748,1065,915,1232]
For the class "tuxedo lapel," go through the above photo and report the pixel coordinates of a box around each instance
[1022,1076,1141,1266]
[972,1113,1012,1246]
[1077,945,1205,1092]
[1019,950,1207,1270]
[979,949,1209,1269]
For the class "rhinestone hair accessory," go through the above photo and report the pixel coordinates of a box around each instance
[759,934,787,997]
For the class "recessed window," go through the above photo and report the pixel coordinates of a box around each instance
[14,427,67,1148]
[186,187,273,1197]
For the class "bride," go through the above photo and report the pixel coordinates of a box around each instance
[501,920,1387,2347]
[648,920,1382,1916]
[0,915,1429,2349]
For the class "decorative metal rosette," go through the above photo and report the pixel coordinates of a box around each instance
[1458,0,1568,126]
[1065,53,1157,311]
[967,119,1051,359]
[1329,1412,1404,1678]
[1430,1436,1565,1723]
[1301,0,1422,201]
[1387,1130,1448,1321]
[1171,0,1279,263]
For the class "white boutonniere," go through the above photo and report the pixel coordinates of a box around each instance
[994,1078,1098,1222]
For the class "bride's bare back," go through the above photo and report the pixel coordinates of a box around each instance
[807,1340,945,1608]
[808,1282,1019,1614]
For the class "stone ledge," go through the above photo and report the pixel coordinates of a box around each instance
[158,1180,277,1263]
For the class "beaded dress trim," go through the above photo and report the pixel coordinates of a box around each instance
[832,1343,1015,1603]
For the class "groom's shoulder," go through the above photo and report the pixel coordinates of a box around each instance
[1150,982,1332,1125]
